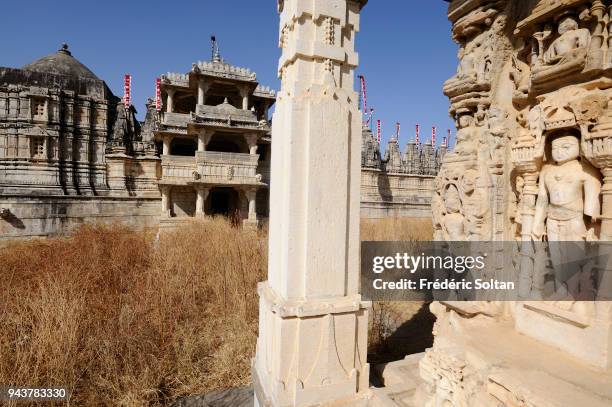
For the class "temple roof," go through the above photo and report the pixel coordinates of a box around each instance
[191,59,257,83]
[22,44,100,80]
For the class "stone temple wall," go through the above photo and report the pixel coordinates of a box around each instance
[360,127,442,219]
[409,0,612,405]
[0,196,160,243]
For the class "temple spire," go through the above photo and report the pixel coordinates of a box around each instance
[211,35,222,63]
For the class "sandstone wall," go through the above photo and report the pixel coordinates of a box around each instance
[360,168,434,218]
[0,195,160,244]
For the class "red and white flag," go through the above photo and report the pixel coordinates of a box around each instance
[432,126,437,146]
[155,78,162,112]
[416,124,420,145]
[124,74,132,109]
[377,119,381,144]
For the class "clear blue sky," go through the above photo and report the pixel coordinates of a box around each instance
[0,1,457,148]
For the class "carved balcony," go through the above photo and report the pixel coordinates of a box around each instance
[194,151,264,186]
[160,155,196,185]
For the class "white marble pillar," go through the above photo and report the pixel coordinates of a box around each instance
[195,186,209,217]
[198,129,212,152]
[245,134,259,155]
[160,185,172,217]
[245,188,257,221]
[253,1,369,406]
[162,135,173,155]
[166,89,175,113]
[197,79,208,105]
[240,85,250,110]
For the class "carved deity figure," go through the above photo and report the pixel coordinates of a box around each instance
[532,133,601,241]
[460,169,489,240]
[486,107,509,171]
[455,47,477,81]
[542,16,590,66]
[442,184,467,241]
[454,113,479,156]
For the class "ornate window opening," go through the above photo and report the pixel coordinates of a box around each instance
[32,97,46,120]
[30,137,45,159]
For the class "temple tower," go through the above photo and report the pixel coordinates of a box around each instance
[253,0,369,406]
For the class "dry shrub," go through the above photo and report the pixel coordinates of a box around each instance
[0,218,266,406]
[0,216,431,405]
[361,217,433,241]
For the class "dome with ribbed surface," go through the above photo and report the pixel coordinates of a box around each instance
[22,44,99,80]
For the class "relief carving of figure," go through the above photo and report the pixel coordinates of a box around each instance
[460,169,490,240]
[543,15,590,66]
[454,113,479,156]
[455,47,477,82]
[532,15,591,82]
[532,133,601,241]
[486,107,509,172]
[531,133,601,306]
[442,184,467,241]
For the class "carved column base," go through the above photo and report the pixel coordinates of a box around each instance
[253,283,370,407]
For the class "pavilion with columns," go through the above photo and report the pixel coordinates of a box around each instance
[154,48,276,226]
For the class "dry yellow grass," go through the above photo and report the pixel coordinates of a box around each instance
[361,217,433,241]
[0,218,266,406]
[0,216,432,405]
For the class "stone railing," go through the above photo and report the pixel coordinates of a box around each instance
[195,151,262,185]
[161,72,189,87]
[161,112,191,127]
[254,85,276,98]
[193,61,257,81]
[160,155,196,183]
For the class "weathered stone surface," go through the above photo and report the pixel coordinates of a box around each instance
[171,385,253,407]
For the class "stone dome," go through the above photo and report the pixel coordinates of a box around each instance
[22,44,99,80]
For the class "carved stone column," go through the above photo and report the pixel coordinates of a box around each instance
[245,133,258,155]
[195,186,209,217]
[162,135,173,155]
[239,85,250,110]
[197,79,209,105]
[253,1,369,406]
[511,136,542,298]
[582,123,612,301]
[197,129,212,152]
[160,185,172,217]
[166,89,175,113]
[244,187,257,222]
